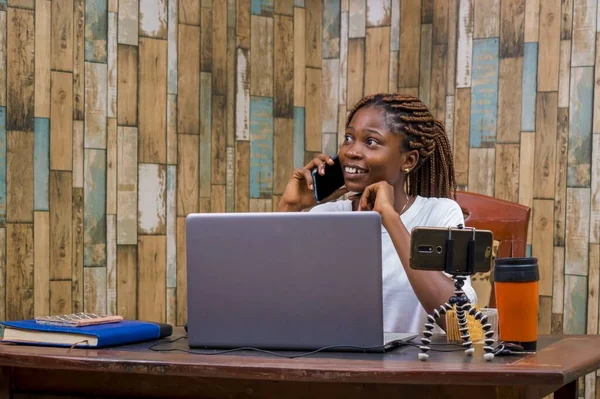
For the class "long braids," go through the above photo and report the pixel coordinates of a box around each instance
[346,93,457,199]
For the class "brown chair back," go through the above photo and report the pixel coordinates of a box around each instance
[454,191,531,308]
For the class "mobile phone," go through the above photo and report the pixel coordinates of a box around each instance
[312,155,345,202]
[409,226,494,274]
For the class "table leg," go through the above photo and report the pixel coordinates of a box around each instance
[553,380,577,399]
[0,367,10,399]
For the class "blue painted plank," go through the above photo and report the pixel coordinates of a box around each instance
[250,96,273,198]
[294,0,304,6]
[85,0,108,62]
[322,0,341,58]
[34,118,49,211]
[293,107,305,169]
[568,67,594,187]
[251,0,273,16]
[0,0,6,11]
[0,107,5,226]
[469,38,499,148]
[563,275,588,335]
[526,244,532,258]
[521,42,537,132]
[84,149,106,267]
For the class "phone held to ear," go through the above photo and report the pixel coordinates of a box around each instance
[409,226,494,275]
[311,155,345,203]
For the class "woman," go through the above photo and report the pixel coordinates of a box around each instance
[277,93,477,333]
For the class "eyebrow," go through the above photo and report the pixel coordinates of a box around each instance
[346,126,384,137]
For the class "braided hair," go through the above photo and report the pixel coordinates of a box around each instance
[346,93,457,199]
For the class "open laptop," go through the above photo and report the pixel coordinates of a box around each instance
[185,211,417,352]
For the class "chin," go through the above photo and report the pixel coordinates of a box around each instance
[343,180,368,193]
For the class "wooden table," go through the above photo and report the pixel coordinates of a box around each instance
[0,328,598,398]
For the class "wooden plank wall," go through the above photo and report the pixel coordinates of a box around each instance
[0,0,599,394]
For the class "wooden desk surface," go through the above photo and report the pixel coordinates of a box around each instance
[0,328,598,389]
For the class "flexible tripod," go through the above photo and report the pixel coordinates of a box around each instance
[416,226,496,361]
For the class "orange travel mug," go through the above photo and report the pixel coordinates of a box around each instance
[493,257,539,351]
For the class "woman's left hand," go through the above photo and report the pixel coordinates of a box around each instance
[354,181,396,216]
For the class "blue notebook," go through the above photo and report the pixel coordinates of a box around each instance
[1,319,172,348]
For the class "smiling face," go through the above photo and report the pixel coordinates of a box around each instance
[338,105,416,193]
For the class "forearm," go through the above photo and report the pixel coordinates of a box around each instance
[380,207,455,327]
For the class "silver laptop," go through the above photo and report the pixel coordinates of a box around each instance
[185,211,417,352]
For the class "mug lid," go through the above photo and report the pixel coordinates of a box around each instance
[494,257,539,282]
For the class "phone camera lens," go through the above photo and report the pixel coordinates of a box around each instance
[436,246,442,254]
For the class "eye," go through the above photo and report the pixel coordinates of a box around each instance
[343,134,353,143]
[366,137,379,146]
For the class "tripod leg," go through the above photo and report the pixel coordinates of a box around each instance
[418,302,453,360]
[466,305,496,361]
[456,301,475,356]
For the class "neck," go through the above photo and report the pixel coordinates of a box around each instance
[393,182,412,214]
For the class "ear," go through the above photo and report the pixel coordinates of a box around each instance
[402,149,419,172]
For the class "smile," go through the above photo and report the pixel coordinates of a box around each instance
[344,166,368,174]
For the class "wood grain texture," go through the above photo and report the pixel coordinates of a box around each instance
[167,94,177,164]
[50,71,73,170]
[107,12,117,118]
[249,96,273,198]
[52,0,73,72]
[518,132,534,215]
[467,148,495,197]
[565,188,590,276]
[139,38,167,164]
[50,171,72,280]
[33,118,49,211]
[34,0,50,118]
[235,140,250,212]
[538,295,552,334]
[117,127,137,245]
[84,62,107,149]
[117,245,137,320]
[7,7,34,132]
[521,42,537,131]
[591,134,599,243]
[497,57,522,143]
[349,0,366,38]
[237,0,250,49]
[322,59,339,134]
[398,0,421,88]
[106,214,116,315]
[563,274,587,334]
[446,0,457,93]
[166,165,176,288]
[177,134,198,216]
[323,0,341,57]
[177,24,200,134]
[139,0,167,39]
[293,7,306,107]
[274,14,293,118]
[212,0,227,95]
[456,0,473,88]
[534,92,558,199]
[85,0,107,63]
[83,266,106,314]
[72,121,84,189]
[33,211,49,317]
[553,246,565,315]
[555,108,569,246]
[305,67,322,152]
[212,95,227,185]
[571,0,596,67]
[72,188,83,312]
[179,0,200,25]
[499,0,525,58]
[73,0,85,119]
[587,244,599,334]
[167,0,177,95]
[0,108,4,226]
[494,144,519,204]
[305,0,322,68]
[561,0,573,40]
[7,131,33,223]
[118,0,138,45]
[430,44,447,122]
[346,38,364,109]
[250,15,273,97]
[273,117,293,195]
[524,0,539,42]
[138,235,166,323]
[469,38,499,148]
[106,118,116,216]
[532,199,555,296]
[0,12,7,108]
[176,217,186,325]
[538,0,561,92]
[453,88,471,186]
[365,27,390,95]
[199,73,212,198]
[138,164,166,235]
[83,149,106,267]
[236,48,250,140]
[6,223,33,321]
[473,0,499,39]
[0,228,4,320]
[418,24,432,107]
[50,280,72,315]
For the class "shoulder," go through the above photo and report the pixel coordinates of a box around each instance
[403,196,465,228]
[309,199,353,213]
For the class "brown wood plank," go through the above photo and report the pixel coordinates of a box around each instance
[555,107,569,246]
[524,0,540,42]
[500,0,525,58]
[518,132,534,244]
[588,244,600,335]
[177,24,200,134]
[399,0,421,88]
[236,0,250,49]
[430,43,447,122]
[305,67,322,152]
[117,44,138,126]
[446,0,457,94]
[83,267,106,314]
[534,92,558,199]
[33,211,49,317]
[34,0,50,118]
[84,62,107,149]
[6,223,33,320]
[346,38,365,109]
[7,131,33,223]
[467,148,495,197]
[565,187,590,276]
[51,0,73,72]
[212,95,227,185]
[365,27,390,95]
[561,0,573,40]
[73,0,84,120]
[167,287,176,326]
[73,121,83,188]
[273,117,294,195]
[138,38,167,164]
[250,15,273,97]
[305,0,322,69]
[275,0,293,15]
[50,280,72,315]
[293,7,305,107]
[552,246,565,322]
[0,12,6,108]
[421,0,433,23]
[494,144,520,204]
[453,88,470,187]
[419,24,432,107]
[106,119,117,215]
[177,134,199,216]
[249,198,272,212]
[538,295,552,334]
[532,199,555,296]
[179,0,201,25]
[592,134,599,243]
[50,71,73,171]
[538,0,561,92]
[558,40,571,108]
[71,188,83,312]
[200,7,212,72]
[274,14,293,118]
[106,214,116,315]
[49,171,72,281]
[473,0,500,39]
[235,141,250,212]
[432,0,448,44]
[211,185,226,213]
[176,217,187,325]
[0,229,4,321]
[7,8,34,132]
[322,59,339,135]
[117,245,137,320]
[212,0,227,95]
[117,127,138,245]
[138,235,166,323]
[496,57,523,144]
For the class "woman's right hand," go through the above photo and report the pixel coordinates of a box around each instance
[277,154,348,211]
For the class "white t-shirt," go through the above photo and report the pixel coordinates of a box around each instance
[310,195,478,333]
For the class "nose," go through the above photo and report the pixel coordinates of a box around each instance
[344,147,363,159]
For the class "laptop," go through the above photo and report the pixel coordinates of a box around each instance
[185,211,417,352]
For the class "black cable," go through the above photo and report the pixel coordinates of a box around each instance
[148,336,466,358]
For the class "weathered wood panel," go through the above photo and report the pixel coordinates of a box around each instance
[50,72,73,171]
[365,27,390,95]
[250,15,273,97]
[50,171,72,280]
[177,24,200,134]
[138,164,166,235]
[7,131,33,223]
[84,62,107,149]
[83,149,106,267]
[6,223,33,320]
[139,235,166,323]
[139,0,167,39]
[534,92,558,199]
[538,0,561,92]
[33,118,49,211]
[33,211,49,317]
[34,0,50,118]
[469,38,499,148]
[85,0,108,63]
[117,127,137,245]
[117,245,137,319]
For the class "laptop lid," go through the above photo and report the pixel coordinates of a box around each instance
[185,211,384,351]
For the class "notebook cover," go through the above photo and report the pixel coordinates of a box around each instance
[1,319,172,348]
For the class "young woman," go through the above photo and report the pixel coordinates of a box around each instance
[277,93,477,333]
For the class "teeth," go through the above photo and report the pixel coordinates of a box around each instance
[344,167,366,174]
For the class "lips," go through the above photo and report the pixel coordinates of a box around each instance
[343,165,369,178]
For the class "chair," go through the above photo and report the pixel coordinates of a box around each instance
[454,191,531,308]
